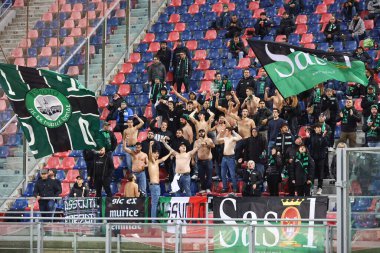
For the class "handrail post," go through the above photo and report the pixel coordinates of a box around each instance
[148,0,152,27]
[325,223,330,253]
[248,224,254,253]
[174,220,180,253]
[85,39,90,88]
[102,13,107,89]
[125,0,130,62]
[22,135,28,191]
[105,222,111,253]
[37,222,43,253]
[205,201,209,253]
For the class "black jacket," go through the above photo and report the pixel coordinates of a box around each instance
[33,178,61,198]
[69,183,89,197]
[241,168,262,196]
[321,94,339,124]
[290,153,315,186]
[361,93,378,118]
[239,134,267,163]
[337,106,361,132]
[304,132,329,160]
[141,138,161,155]
[275,132,293,155]
[171,136,191,152]
[156,48,172,71]
[254,18,272,36]
[279,17,295,31]
[236,76,255,100]
[253,107,273,131]
[88,152,115,181]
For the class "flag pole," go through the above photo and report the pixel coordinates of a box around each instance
[0,45,9,63]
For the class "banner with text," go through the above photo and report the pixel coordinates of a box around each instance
[103,197,148,233]
[64,197,99,224]
[158,196,207,234]
[213,197,328,253]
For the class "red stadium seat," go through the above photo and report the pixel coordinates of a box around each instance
[193,50,207,60]
[247,48,255,58]
[116,9,126,18]
[168,13,180,23]
[60,183,70,197]
[28,30,39,40]
[44,156,61,169]
[253,8,265,19]
[203,70,216,81]
[364,20,374,30]
[248,1,259,10]
[19,39,31,48]
[212,3,223,13]
[174,22,186,32]
[144,106,153,119]
[128,53,141,63]
[47,38,59,47]
[169,0,181,7]
[142,33,155,43]
[27,58,37,68]
[166,71,173,82]
[118,84,131,96]
[115,181,127,197]
[97,96,109,108]
[275,35,287,42]
[300,34,313,44]
[113,156,120,169]
[303,43,316,49]
[120,63,133,74]
[39,47,52,57]
[227,3,235,11]
[198,81,212,93]
[111,73,125,84]
[61,157,76,170]
[67,66,79,76]
[167,31,180,42]
[69,28,82,37]
[63,19,75,29]
[315,4,327,14]
[186,40,197,50]
[294,24,308,34]
[69,11,82,20]
[114,132,122,144]
[277,7,285,16]
[48,3,58,12]
[354,98,362,112]
[62,37,75,47]
[11,48,23,58]
[204,29,217,40]
[49,57,62,69]
[194,0,205,4]
[298,126,308,139]
[73,3,83,11]
[63,170,79,183]
[323,0,335,5]
[13,0,24,7]
[14,58,25,66]
[188,4,199,14]
[100,108,109,120]
[236,58,251,69]
[60,3,71,12]
[196,60,210,70]
[137,131,148,142]
[2,122,17,134]
[219,0,230,4]
[54,151,70,158]
[295,15,308,25]
[320,13,333,24]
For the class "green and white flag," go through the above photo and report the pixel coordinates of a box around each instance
[0,63,103,158]
[248,40,369,98]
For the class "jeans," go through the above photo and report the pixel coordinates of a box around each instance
[149,184,160,221]
[268,140,276,154]
[255,163,265,177]
[197,160,213,190]
[133,171,147,194]
[228,51,244,61]
[221,156,237,191]
[368,142,380,147]
[95,176,112,198]
[39,199,56,221]
[175,174,191,196]
[125,146,136,171]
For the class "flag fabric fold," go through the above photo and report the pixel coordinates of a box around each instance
[248,40,368,98]
[0,63,103,158]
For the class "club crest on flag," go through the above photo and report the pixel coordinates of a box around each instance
[25,88,72,128]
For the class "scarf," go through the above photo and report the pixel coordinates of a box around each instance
[366,93,376,103]
[268,154,275,167]
[327,23,336,32]
[314,89,321,104]
[296,151,309,174]
[342,107,351,124]
[367,113,380,138]
[175,57,189,78]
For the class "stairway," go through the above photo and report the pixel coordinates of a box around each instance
[0,0,56,62]
[77,0,163,92]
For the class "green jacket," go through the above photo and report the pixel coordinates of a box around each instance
[218,81,232,99]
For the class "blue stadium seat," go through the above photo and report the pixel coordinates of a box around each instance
[308,14,321,24]
[181,13,192,23]
[192,13,203,22]
[181,30,192,40]
[151,23,163,33]
[103,85,118,96]
[131,106,143,116]
[49,20,59,29]
[210,38,223,49]
[41,29,53,38]
[113,144,125,156]
[217,30,227,38]
[225,58,237,68]
[70,150,83,157]
[37,57,50,68]
[59,28,68,37]
[110,182,119,195]
[33,38,46,48]
[207,48,219,60]
[192,31,204,40]
[74,157,87,170]
[199,4,212,13]
[133,62,145,73]
[176,5,187,14]
[11,199,28,210]
[162,23,175,32]
[157,14,168,23]
[317,42,329,51]
[59,12,68,21]
[125,73,138,84]
[34,21,45,30]
[130,83,143,95]
[126,95,136,106]
[191,70,204,80]
[288,34,300,45]
[23,182,35,197]
[165,6,175,15]
[58,47,67,56]
[56,170,66,181]
[27,48,38,57]
[309,25,321,34]
[351,198,372,212]
[333,42,343,52]
[314,33,326,43]
[345,41,357,51]
[155,32,167,42]
[197,40,211,49]
[210,59,223,69]
[141,52,153,62]
[6,134,22,146]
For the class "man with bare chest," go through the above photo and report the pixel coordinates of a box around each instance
[265,87,284,112]
[148,141,172,221]
[162,139,199,196]
[123,114,145,171]
[217,127,242,192]
[210,115,230,181]
[124,142,148,194]
[180,115,194,144]
[194,129,215,193]
[231,108,255,139]
[241,87,260,116]
[189,109,215,136]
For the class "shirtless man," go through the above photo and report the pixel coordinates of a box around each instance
[216,91,240,127]
[123,142,148,194]
[180,115,194,144]
[124,174,140,197]
[171,86,200,110]
[264,87,284,112]
[241,87,260,116]
[123,114,145,171]
[194,129,215,193]
[230,108,255,139]
[189,108,215,136]
[217,127,242,192]
[148,141,172,221]
[161,139,199,196]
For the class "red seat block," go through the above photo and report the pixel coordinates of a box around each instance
[147,42,160,52]
[44,156,61,169]
[142,33,155,43]
[248,1,259,10]
[167,31,180,42]
[203,70,216,81]
[193,50,207,60]
[188,4,199,14]
[61,157,75,170]
[118,84,131,96]
[294,24,308,35]
[168,13,180,23]
[120,63,133,74]
[295,15,308,25]
[315,4,327,14]
[364,20,374,30]
[196,60,210,70]
[111,73,125,84]
[63,169,80,183]
[169,0,181,7]
[128,53,141,63]
[186,40,198,50]
[236,58,251,69]
[300,34,313,44]
[60,183,70,197]
[97,96,109,108]
[204,29,217,40]
[174,23,186,32]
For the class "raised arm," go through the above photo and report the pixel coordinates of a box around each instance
[231,91,240,109]
[161,138,177,156]
[264,87,273,102]
[134,114,145,129]
[171,86,188,103]
[188,145,200,157]
[207,109,215,124]
[229,112,240,121]
[148,141,154,162]
[157,150,173,163]
[216,132,225,144]
[189,109,198,125]
[232,130,243,141]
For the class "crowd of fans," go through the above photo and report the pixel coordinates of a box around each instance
[32,0,380,220]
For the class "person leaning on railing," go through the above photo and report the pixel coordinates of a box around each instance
[33,169,62,219]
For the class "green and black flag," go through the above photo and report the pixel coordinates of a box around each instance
[248,40,368,98]
[0,63,103,158]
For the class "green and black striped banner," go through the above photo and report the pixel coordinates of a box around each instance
[0,63,103,158]
[248,40,368,98]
